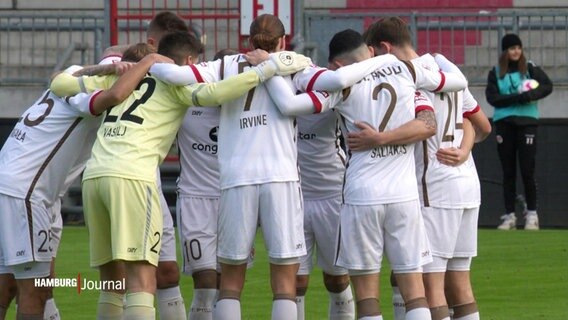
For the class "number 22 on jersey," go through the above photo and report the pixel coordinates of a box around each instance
[104,78,156,124]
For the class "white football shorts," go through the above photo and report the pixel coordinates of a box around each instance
[177,195,220,274]
[336,200,432,273]
[298,196,347,276]
[218,182,306,262]
[422,206,479,273]
[0,193,53,278]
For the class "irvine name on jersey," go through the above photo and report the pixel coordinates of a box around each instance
[0,91,100,207]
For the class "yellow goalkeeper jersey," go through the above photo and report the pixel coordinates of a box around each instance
[50,71,261,183]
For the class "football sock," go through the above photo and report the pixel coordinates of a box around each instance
[123,292,155,320]
[405,297,430,320]
[96,291,124,320]
[189,288,218,320]
[453,302,479,320]
[295,295,305,320]
[43,298,60,320]
[359,316,383,320]
[405,308,431,320]
[429,305,450,320]
[392,286,406,320]
[527,210,537,216]
[328,286,355,320]
[156,286,186,320]
[272,298,297,320]
[213,298,241,320]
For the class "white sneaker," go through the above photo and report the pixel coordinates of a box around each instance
[524,214,540,230]
[497,213,517,230]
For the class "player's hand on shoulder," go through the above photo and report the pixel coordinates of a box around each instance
[112,62,136,76]
[146,53,175,65]
[347,121,382,151]
[269,51,311,76]
[245,49,270,66]
[436,147,469,166]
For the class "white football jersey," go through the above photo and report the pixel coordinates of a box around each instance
[297,110,345,200]
[0,91,100,208]
[177,106,221,197]
[191,54,299,189]
[296,61,440,205]
[413,54,481,208]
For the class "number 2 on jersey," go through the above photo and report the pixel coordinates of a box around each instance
[238,61,256,111]
[104,78,156,124]
[372,83,398,132]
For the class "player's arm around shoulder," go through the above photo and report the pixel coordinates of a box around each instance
[178,51,310,107]
[265,75,340,116]
[412,54,467,92]
[87,53,174,115]
[346,91,436,151]
[50,69,118,98]
[150,58,222,85]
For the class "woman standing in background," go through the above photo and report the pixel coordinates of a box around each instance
[485,33,553,230]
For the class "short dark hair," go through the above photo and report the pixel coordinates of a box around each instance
[158,32,203,65]
[147,11,189,40]
[328,29,365,62]
[365,17,412,48]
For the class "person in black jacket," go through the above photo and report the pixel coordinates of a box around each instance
[485,33,553,230]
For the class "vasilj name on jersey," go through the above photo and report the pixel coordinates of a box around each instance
[9,127,27,142]
[370,144,407,159]
[239,114,268,129]
[103,125,127,138]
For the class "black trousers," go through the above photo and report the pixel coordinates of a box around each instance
[495,120,538,213]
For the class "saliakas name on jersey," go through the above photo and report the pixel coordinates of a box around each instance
[370,144,408,159]
[240,114,268,129]
[104,125,127,138]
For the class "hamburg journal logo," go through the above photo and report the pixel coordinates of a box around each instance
[34,274,125,294]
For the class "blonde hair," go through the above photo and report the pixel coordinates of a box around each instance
[121,43,156,62]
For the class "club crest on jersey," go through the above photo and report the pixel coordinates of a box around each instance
[278,52,294,66]
[209,126,218,142]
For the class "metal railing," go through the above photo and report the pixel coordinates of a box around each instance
[303,10,568,84]
[0,13,105,86]
[108,0,241,62]
[2,9,568,86]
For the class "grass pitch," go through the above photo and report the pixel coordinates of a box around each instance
[6,227,568,319]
